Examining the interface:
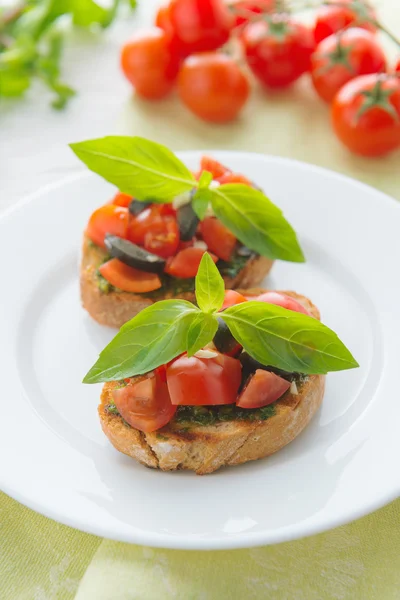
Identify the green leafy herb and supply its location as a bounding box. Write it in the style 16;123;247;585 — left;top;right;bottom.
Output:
84;300;200;383
221;301;359;375
195;252;224;313
186;313;218;357
192;187;213;220
70;136;196;201
198;170;213;188
210;184;305;263
0;0;137;109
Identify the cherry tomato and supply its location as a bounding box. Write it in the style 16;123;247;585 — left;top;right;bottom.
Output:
169;0;233;55
200;156;229;179
242;17;315;89
230;0;275;28
113;372;176;433
237;369;290;408
120;28;180;100
221;290;248;309
112;192;133;208
86;205;129;248
331;74;400;156
218;172;253;185
311;28;386;103
255;291;310;315
396;59;400;74
99;259;162;293
314;0;376;44
166;352;242;405
128;206;161;245
165;247;218;278
178;53;250;123
155;4;186;57
144;216;180;258
200;217;237;261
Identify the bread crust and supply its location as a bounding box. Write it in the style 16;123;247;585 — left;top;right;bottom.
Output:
80;235;274;328
98;292;325;475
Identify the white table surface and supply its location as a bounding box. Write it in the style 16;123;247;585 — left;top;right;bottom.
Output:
1;0;399;212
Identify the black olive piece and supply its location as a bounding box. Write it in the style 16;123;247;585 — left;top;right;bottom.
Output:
104;235;166;274
239;352;297;382
213;318;242;356
177;203;199;241
237;246;254;258
128;199;152;216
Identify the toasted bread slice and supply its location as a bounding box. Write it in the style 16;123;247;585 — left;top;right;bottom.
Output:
98;292;325;475
81;235;274;328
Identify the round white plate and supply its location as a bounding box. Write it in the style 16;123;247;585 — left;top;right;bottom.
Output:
1;152;399;550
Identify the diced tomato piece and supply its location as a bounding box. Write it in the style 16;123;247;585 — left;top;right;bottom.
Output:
221;290;248;310
113;372;176;432
127;206;162;246
155;364;167;383
255;292;310;316
218;172;253;186
200;155;229;179
166;352;242;406
200;217;237;261
99;259;162;293
237;369;291;409
144;215;180;258
165;247;218;278
112;192;133;207
86;205;129;248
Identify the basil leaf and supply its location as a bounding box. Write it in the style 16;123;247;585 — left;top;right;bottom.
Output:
70;136;196;202
186;313;218;357
192;188;213;220
83;300;200;383
221;302;359;375
198;170;213;188
195;252;225;313
210;184;305;262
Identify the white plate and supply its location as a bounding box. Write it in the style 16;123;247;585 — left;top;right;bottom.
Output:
1;152;399;550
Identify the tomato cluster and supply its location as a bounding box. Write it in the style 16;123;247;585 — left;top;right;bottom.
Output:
120;0;400;157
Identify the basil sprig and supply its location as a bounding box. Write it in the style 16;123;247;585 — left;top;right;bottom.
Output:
70;135;304;263
84;254;358;383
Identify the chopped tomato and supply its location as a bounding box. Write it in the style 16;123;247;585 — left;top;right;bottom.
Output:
113;372;176;432
200;217;237;261
255;292;310;315
222;290;248;310
144;216;180;258
166;352;242;406
86;205;129;248
99;259;162;293
237;369;291;408
200;156;229;179
128;206;162;246
165;247;218;278
112;192;133;208
218;172;253;186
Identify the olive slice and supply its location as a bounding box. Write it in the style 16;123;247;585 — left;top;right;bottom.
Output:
177;203;199;241
213;318;242;356
128;199;151;216
104;235;166;274
239;352;297;382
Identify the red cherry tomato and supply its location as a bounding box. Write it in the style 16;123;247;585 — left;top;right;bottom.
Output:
396;59;400;74
155;3;186;57
222;290;248;309
242;17;315;89
112;192;132;208
331;74;400;157
255;291;311;315
314;0;376;44
178;53;250;123
166;352;242;406
86;205;129;248
218;172;253;185
200;217;237;261
169;0;233;55
120;28;180;100
144;216;180;259
99;259;162;293
230;0;275;28
165;247;218;278
237;369;290;408
113;372;176;433
311;28;386;103
200;155;229;179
